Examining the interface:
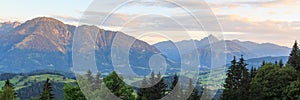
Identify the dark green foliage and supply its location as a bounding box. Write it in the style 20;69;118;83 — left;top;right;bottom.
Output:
262;60;266;66
169;73;184;99
137;76;149;100
287;41;300;72
237;56;250;100
86;70;93;84
282;80;300;100
249;64;298;100
279;59;284;67
187;79;202;100
154;72;168;99
92;72;101;91
137;72;170;100
40;78;54;100
0;80;18;100
62;83;86;100
221;56;250;100
250;67;257;79
170;74;178;90
103;71;135;100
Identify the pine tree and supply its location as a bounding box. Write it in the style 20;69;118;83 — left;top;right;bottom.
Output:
170;74;178;90
137;76;149;100
86;70;93;83
221;56;250;100
279;59;284;67
40;78;54;100
250;67;257;79
221;56;237;100
0;80;17;100
275;61;278;65
262;60;266;66
169;73;184;99
287;40;300;72
238;55;250;100
154;72;167;99
93;72;102;90
187;79;201;100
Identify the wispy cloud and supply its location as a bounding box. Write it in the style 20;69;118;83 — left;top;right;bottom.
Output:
237;0;300;7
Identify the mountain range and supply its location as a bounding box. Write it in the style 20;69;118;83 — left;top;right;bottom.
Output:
154;35;291;68
0;17;292;74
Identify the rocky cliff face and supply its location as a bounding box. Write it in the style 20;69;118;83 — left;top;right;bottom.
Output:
0;17;168;74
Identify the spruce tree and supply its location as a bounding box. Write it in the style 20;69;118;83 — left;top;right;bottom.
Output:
287;41;300;72
169;74;183;99
154;72;167;99
279;59;284;67
0;80;17;100
238;55;250;100
93;72;102;90
221;56;237;100
262;60;266;66
170;74;178;90
250;67;257;79
137;76;149;100
86;70;93;83
221;56;250;100
187;79;201;100
40;78;54;100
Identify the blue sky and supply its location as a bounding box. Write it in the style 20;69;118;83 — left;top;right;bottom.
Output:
1;0;300;47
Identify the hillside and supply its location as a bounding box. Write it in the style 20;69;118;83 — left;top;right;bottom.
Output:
0;73;76;100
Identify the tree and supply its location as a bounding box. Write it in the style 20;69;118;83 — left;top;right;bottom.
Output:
103;71;135;100
250;67;257;80
86;70;93;84
249;64;298;99
169;74;184;99
63;83;86;100
237;55;250;100
279;59;284;67
187;79;201;100
287;41;300;72
170;74;179;90
221;56;238;100
221;56;250;100
0;80;17;100
154;72;167;99
137;76;149;100
282;80;300;100
262;60;266;66
92;72;102;90
40;78;54;100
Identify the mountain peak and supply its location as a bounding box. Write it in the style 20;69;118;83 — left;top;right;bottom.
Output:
29;17;64;24
206;34;219;42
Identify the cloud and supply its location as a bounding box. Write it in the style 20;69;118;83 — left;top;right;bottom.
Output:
218;15;300;34
238;0;300;7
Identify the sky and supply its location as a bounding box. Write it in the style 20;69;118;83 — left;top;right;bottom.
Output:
0;0;300;47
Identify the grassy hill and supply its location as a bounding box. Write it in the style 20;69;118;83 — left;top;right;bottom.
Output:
0;73;76;100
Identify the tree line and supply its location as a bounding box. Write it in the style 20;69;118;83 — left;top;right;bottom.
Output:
0;71;203;100
221;41;300;100
0;78;53;100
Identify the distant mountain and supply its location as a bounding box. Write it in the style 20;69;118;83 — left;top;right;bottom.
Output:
0;17;176;75
245;56;289;69
232;40;291;58
0;21;21;33
154;36;291;67
0;17;292;74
